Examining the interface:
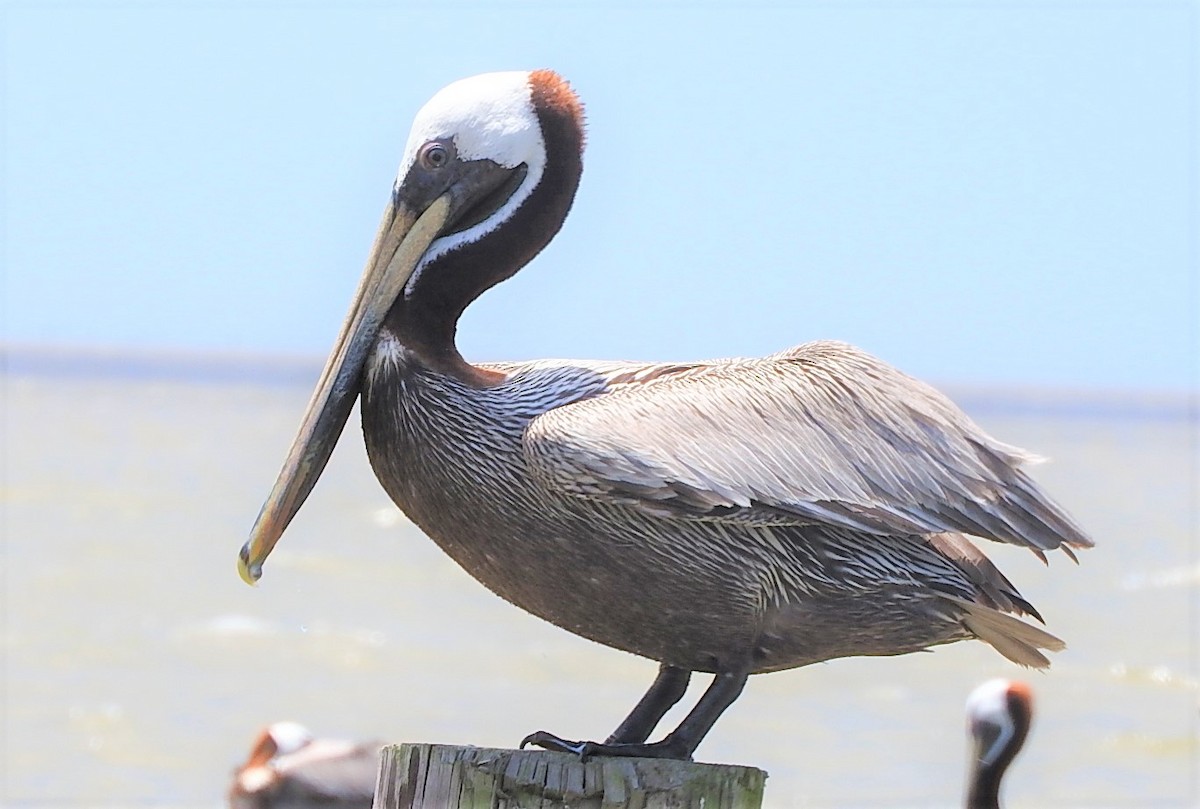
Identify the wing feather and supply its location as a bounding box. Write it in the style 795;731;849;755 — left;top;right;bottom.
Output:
522;341;1092;555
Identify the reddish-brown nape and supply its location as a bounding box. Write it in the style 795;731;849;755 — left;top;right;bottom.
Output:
1006;681;1034;723
244;728;278;768
530;69;587;151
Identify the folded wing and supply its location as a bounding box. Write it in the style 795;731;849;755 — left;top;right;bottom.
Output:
522;341;1092;557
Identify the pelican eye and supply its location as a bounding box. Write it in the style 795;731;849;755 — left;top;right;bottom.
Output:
419;142;450;170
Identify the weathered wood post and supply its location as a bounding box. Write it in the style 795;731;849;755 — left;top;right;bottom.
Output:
375;743;767;809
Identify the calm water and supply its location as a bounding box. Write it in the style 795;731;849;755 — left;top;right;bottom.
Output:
2;356;1196;807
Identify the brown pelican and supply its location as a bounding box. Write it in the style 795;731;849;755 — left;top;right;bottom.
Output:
228;722;379;809
964;679;1034;809
238;70;1092;761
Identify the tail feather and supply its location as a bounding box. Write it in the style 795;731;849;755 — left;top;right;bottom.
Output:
928;532;1043;621
944;595;1066;669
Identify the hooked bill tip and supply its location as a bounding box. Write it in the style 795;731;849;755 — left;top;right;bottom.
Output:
237;544;263;586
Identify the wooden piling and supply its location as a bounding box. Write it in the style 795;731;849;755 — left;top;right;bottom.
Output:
374;743;767;809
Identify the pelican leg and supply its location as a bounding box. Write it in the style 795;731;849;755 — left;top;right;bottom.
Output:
520;669;747;761
606;663;692;744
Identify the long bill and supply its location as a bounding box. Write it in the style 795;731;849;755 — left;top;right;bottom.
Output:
237;194;452;585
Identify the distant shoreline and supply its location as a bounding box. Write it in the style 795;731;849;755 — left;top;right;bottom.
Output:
2;343;323;388
2;343;1193;422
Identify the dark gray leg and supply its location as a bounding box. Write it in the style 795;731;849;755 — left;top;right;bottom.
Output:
521;669;748;761
606;663;691;744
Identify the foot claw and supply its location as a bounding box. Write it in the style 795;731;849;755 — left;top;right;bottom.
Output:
520;731;590;758
519;730;693;761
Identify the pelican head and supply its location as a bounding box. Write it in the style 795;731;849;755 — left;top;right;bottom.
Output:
965;679;1033;808
232;722;313;795
238;70;585;584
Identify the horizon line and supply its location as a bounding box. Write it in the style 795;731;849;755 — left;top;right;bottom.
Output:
2;341;1194;422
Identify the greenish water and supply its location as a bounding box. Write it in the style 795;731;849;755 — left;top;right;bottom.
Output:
2;358;1196;807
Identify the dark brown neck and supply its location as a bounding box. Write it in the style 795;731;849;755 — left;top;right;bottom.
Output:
967;697;1030;809
389;73;585;386
965;761;1004;809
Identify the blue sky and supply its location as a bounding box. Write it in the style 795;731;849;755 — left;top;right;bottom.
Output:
3;2;1195;390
